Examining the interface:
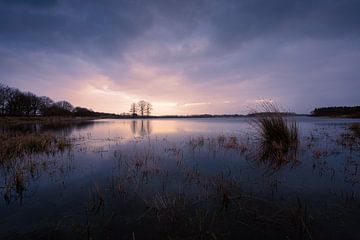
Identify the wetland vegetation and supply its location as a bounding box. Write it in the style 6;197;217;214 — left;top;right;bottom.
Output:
0;113;359;240
0;131;71;161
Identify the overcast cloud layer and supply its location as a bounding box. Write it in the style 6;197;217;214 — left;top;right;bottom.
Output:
1;0;359;114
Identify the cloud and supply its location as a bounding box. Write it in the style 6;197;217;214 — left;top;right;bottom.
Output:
1;0;359;114
0;0;59;7
182;102;211;107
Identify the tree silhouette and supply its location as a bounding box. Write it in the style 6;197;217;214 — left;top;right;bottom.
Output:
0;83;6;115
0;83;154;118
55;101;74;112
311;106;360;117
0;83;76;116
130;103;137;117
39;96;54;113
137;100;147;117
145;102;153;116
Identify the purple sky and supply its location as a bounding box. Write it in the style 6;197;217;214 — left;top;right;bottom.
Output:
1;0;359;115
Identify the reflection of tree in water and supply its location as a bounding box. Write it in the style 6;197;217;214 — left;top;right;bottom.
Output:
1;120;96;136
131;120;152;137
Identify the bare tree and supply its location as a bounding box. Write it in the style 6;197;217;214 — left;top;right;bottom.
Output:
23;92;41;116
137;100;147;117
7;88;21;115
30;94;41;115
55;101;74;112
39;96;54;108
130;103;137;117
145;102;153;116
20;92;33;116
0;83;6;115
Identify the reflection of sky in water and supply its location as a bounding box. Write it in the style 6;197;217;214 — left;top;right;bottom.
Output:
70;117;360;140
1;117;360;238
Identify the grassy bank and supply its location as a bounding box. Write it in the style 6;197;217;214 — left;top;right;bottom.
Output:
0;132;71;161
0;116;99;125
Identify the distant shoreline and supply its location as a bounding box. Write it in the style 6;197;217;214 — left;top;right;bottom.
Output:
3;114;360;126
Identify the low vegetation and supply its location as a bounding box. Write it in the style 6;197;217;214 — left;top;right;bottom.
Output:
349;123;360;138
253;102;299;168
0;132;71;161
1;119;359;239
0;116;97;125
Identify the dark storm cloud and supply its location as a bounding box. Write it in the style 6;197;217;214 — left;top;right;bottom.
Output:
0;0;153;57
0;0;359;114
0;0;59;7
208;0;360;47
1;0;359;56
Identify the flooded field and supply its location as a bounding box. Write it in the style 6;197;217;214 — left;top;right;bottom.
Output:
1;117;360;239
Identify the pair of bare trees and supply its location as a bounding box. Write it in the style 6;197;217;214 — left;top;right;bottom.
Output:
130;100;152;117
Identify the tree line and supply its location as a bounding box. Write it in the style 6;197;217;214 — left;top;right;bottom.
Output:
0;83;109;117
130;100;153;117
311;106;360;117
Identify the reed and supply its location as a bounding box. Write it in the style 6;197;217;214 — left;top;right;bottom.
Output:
349;123;360;138
0;132;71;162
253;102;299;167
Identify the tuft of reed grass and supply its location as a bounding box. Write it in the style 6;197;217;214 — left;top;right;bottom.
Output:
253;102;299;168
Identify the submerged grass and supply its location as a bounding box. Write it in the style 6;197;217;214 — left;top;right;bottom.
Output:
253;102;299;168
337;123;360;150
1;132;73;204
0;132;71;161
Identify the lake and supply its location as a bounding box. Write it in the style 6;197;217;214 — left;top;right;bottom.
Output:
1;117;360;239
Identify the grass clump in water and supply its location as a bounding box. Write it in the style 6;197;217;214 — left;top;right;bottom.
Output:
253;101;299;168
349;123;360;138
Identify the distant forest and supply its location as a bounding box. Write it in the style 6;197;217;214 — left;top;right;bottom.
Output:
0;83;119;117
311;106;360;117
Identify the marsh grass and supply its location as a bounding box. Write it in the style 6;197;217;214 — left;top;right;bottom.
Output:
252;102;299;169
0;132;71;161
0;131;72;203
0;133;73;204
349;123;360;138
337;123;360;150
0;116;96;125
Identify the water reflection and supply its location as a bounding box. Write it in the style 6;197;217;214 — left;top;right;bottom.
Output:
0;120;96;136
0;117;360;239
130;120;152;137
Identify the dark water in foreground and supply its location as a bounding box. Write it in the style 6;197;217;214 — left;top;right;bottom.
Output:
1;117;360;239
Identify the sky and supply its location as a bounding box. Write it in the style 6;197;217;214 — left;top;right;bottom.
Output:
0;0;359;115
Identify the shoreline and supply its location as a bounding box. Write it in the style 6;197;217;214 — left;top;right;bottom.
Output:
1;114;360;125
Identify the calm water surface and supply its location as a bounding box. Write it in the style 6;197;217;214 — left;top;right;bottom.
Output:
1;117;360;239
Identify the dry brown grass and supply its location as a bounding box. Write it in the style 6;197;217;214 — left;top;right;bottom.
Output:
0;132;71;162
